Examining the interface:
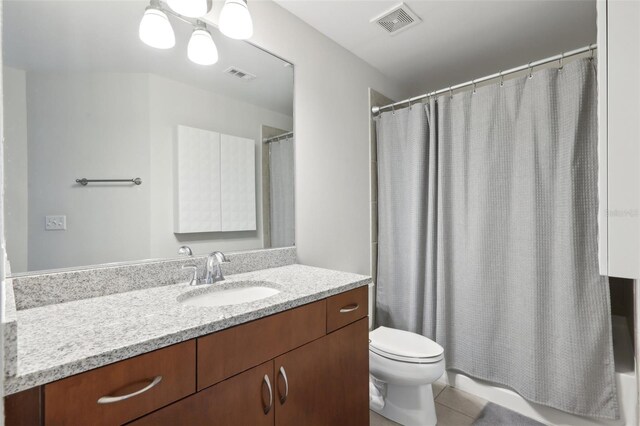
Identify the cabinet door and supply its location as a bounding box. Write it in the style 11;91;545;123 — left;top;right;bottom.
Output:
129;360;275;426
174;125;222;233
221;134;256;231
324;317;369;425
275;318;369;426
599;0;640;278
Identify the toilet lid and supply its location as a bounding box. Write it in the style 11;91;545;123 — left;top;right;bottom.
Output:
369;326;444;362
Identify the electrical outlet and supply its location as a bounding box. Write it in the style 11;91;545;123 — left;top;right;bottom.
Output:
45;215;66;231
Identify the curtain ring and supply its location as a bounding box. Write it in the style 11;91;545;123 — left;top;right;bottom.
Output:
449;86;453;99
589;46;595;62
472;80;477;94
408;98;413;110
499;71;504;87
391;104;395;115
528;62;533;79
558;53;564;70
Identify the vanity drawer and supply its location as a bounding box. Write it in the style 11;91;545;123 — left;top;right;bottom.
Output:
44;340;196;426
197;300;326;391
326;286;368;333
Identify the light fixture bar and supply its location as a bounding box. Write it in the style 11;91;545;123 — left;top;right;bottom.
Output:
140;0;253;64
158;1;202;26
167;0;211;19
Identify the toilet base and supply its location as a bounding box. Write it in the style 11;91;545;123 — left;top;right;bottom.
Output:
371;382;437;426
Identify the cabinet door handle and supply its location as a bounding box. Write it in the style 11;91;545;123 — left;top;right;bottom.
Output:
262;374;273;414
278;366;289;404
339;303;359;313
97;375;163;404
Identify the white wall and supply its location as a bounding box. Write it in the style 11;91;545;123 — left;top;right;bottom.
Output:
147;74;292;259
2;68;27;272
4;70;292;272
25;72;152;271
233;1;409;275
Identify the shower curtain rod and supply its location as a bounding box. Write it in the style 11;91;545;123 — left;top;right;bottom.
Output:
371;43;597;115
264;131;294;144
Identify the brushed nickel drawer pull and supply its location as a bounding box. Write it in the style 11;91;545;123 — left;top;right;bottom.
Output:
262;374;273;414
339;303;359;313
97;375;163;404
278;366;289;404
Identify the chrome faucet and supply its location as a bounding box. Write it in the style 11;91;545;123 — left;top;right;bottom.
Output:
203;251;230;284
179;249;230;286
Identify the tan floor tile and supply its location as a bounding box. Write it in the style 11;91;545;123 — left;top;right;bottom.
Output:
435;402;475;426
370;410;401;426
436;386;487;419
432;381;447;398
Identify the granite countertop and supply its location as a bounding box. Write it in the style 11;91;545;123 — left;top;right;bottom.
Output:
5;264;371;395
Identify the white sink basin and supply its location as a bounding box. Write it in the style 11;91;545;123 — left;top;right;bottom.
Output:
180;282;280;307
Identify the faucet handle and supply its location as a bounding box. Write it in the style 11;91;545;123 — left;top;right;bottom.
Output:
181;264;199;286
178;246;193;256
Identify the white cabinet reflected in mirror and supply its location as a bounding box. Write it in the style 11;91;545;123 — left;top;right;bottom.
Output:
3;0;294;275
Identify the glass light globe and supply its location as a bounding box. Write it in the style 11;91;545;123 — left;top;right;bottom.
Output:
167;0;209;18
219;0;253;40
139;7;175;49
188;28;219;65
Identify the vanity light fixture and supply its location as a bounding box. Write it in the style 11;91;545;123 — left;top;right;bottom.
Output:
139;1;175;49
219;0;253;40
188;22;219;65
139;0;253;65
167;0;210;18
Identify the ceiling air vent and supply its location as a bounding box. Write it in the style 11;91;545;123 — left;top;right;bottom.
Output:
224;67;256;81
371;3;421;35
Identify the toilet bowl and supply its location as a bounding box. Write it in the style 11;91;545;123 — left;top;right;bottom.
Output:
369;326;445;426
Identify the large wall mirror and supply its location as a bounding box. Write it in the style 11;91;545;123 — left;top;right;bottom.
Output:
3;0;295;275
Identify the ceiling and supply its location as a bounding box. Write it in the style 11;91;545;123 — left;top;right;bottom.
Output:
274;0;596;97
3;0;293;115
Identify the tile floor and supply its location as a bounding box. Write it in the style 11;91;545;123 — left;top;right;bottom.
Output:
370;382;489;426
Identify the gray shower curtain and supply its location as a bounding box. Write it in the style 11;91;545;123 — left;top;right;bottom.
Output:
269;136;295;247
376;59;618;419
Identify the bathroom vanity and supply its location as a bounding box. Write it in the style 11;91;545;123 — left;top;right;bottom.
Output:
1;1;372;424
3;254;370;426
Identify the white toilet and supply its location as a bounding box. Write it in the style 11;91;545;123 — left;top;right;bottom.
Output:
369;326;445;426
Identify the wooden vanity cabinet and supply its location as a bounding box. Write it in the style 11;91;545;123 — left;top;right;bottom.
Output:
5;287;369;426
129;318;368;426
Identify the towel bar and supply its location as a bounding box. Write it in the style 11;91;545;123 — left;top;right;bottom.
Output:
76;178;142;186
